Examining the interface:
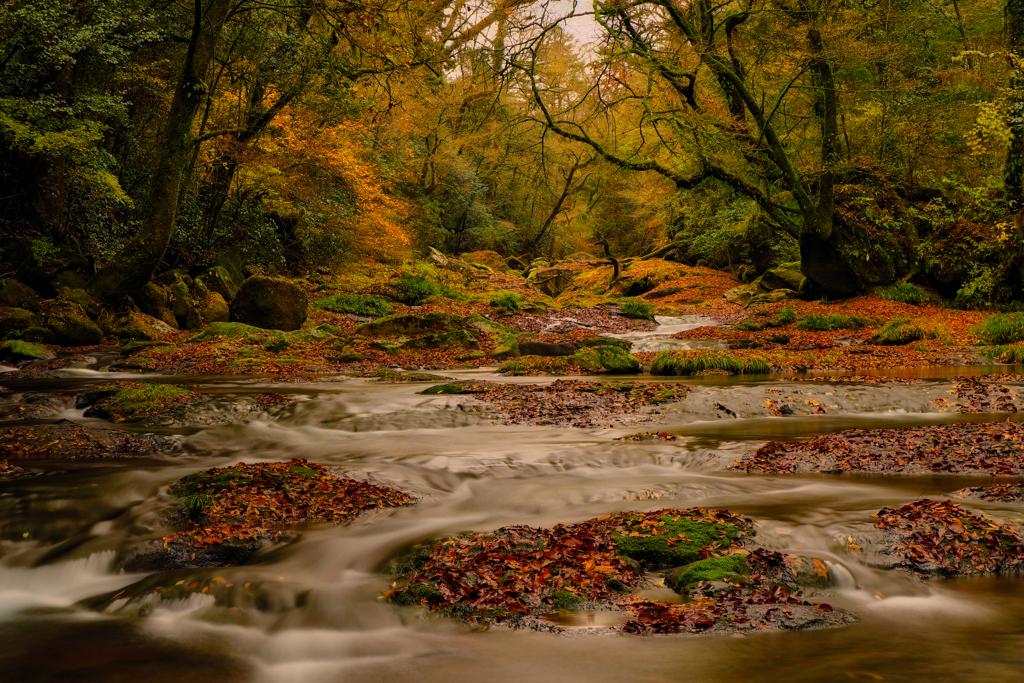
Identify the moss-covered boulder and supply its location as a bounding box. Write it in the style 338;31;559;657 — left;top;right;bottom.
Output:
461;250;508;271
664;555;751;593
0;340;51;362
570;345;640;374
109;310;175;342
134;282;169;320
355;312;464;337
420;383;475;395
230;276;307;331
578;337;631;350
756;262;806;293
169;277;202;329
518;340;575;356
746;289;796;306
45;301;103;346
403;328;480;350
81;382;196;421
200;292;230;324
22;326;55;344
198;266;239;302
0;308;39;336
0;279;40;311
187;321;271;342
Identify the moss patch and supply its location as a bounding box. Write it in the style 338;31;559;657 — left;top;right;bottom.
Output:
664;555;751;593
610;512;751;568
86;382;195;420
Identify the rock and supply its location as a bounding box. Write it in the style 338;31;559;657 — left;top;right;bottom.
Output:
57;287;96;316
160;309;179;329
0;279;40;311
50;269;90;292
134;283;169;319
111;310;176;341
518;340;576;356
757;262;806;293
403;328;479;350
356;312;464;337
45;301;103;345
428;247;475;275
230;276;307;331
461;250;508;272
0;340;51;362
570;345;641;373
187;321;271;342
0;308;39;336
746;289;797;306
530;267;575;297
200;292;230;324
169;278;202;329
198;266;239;302
22;326;56;344
724;284;756;305
579;337;632;350
370;340;403;353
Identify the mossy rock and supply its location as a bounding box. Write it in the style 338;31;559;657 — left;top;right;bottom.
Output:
198;266;239;302
757;262;806;293
0;279;40;311
134;283;169;319
230;275;308;331
83;383;194;421
356;312;465;337
0;307;39;336
370;340;404;353
0;339;51;362
329;352;363;363
200;292;230;325
419;383;474;395
612;514;747;569
122;340;172;354
22;326;56;344
284;327;338;343
664;555;751;594
169;278;202;329
570;346;640;374
404;329;480;350
187;321;272;342
578;337;631;350
45;301;103;346
110;310;176;342
547;589;585;610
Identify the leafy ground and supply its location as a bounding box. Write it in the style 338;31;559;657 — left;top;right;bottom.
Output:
955;483;1024;502
426;379;688;428
387;508;851;634
874;499;1024;577
0;421;178;460
734;420;1024;475
163;459;414;551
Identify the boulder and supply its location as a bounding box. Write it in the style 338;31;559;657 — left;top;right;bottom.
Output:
22;326;56;344
355;312;464;337
0;308;39;336
570;346;641;374
578;337;631;350
724;285;756;305
197;266;239;302
230;276;307;331
530;267;575;297
461;250;508;272
757;262;806;293
428;247;475;275
111;311;176;341
403;329;479;350
200;292;230;325
0;279;40;311
518;340;576;357
50;269;90;292
45;301;103;345
134;283;169;320
0;340;51;362
746;289;798;306
169;278;202;329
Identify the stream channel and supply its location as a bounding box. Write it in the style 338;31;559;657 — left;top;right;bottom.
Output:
1;319;1023;682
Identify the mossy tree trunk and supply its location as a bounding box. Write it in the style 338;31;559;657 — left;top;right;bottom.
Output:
1007;0;1024;212
88;0;231;305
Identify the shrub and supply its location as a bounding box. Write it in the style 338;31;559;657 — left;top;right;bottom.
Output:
871;318;951;346
649;350;772;376
389;276;462;305
313;294;392;317
773;307;797;326
976;313;1024;345
877;283;927;306
620;299;654;320
796;314;870;331
490;292;522;314
734;321;763;331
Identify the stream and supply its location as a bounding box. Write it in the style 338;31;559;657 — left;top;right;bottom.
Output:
2;334;1024;681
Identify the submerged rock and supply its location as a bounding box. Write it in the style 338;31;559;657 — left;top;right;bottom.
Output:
0;420;178;459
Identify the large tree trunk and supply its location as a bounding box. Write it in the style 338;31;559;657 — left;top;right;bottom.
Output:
1007;0;1024;211
88;0;231;305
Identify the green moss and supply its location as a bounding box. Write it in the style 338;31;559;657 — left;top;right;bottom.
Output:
877;283;927;305
330;352;364;363
649;350;771;376
796;314;871;331
313;294;392;317
569;345;641;374
773;307;798;326
419;383;474;395
665;555;751;594
734;321;763;331
871;318;950;345
612;515;746;568
578;337;631;350
499;356;571;375
187;321;270;343
620;299;654;320
92;383;192;419
171;469;254;496
490;292;522;314
976;313;1024;345
387;277;462;305
548;589;584;609
0;339;49;360
288;465;320;477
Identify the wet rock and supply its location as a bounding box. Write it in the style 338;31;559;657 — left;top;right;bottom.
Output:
570;345;641;374
518;340;576;356
229;275;307;331
0;307;39;336
45;301;103;345
0;279;40;311
0;420;178;459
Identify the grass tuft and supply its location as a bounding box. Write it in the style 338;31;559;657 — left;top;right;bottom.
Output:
313;294;392;317
877;282;928;306
490;292;522;314
649;350;772;376
619;299;654;320
872;318;951;346
976;313;1024;345
796;313;870;331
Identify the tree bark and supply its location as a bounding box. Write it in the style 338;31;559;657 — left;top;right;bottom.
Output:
88;0;231;305
1007;0;1024;211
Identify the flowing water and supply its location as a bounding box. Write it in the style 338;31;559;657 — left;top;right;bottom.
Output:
2;349;1024;682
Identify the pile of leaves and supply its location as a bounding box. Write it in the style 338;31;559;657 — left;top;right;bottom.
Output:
622;549;842;634
0;421;178;459
451;380;689;428
0;459;34;479
163;459;413;549
874;499;1024;576
80;382;199;421
955;483;1024;502
933;376;1020;414
734;420;1024;475
388;508;754;622
615;432;679;442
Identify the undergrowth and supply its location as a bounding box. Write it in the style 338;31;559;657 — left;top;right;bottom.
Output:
313;294;392;317
649;351;772;376
620;299;654;320
877;283;928;306
976;313;1024;345
796;314;870;331
872;318;951;346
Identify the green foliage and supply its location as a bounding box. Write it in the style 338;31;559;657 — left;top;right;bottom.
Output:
569;346;641;374
619;299;654;320
667;555;751;593
314;294;392;317
263;335;290;353
976;313;1024;345
796;314;871;331
954;265;998;310
774;307;797;325
489;292;522;314
181;493;214;520
877;283;928;306
734;321;763;331
387;276;461;305
872;318;950;345
649;351;771;376
612;515;746;568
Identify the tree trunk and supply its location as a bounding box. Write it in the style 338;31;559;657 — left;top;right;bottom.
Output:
88;0;231;305
1006;0;1024;211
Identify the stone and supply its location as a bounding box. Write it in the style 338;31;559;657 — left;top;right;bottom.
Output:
198;266;239;302
518;340;576;357
0;279;40;311
187;321;271;343
724;284;756;305
356;312;464;337
200;292;230;325
461;250;508;272
135;283;169;319
50;269;90;292
44;301;103;345
529;267;575;297
22;326;56;344
111;311;176;341
746;289;797;306
169;278;202;329
579;337;631;350
570;346;641;374
757;262;806;293
0;308;39;336
428;247;474;275
403;329;479;350
0;340;51;362
230;276;307;331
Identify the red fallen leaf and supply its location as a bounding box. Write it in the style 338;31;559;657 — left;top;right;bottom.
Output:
817;604;833;612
